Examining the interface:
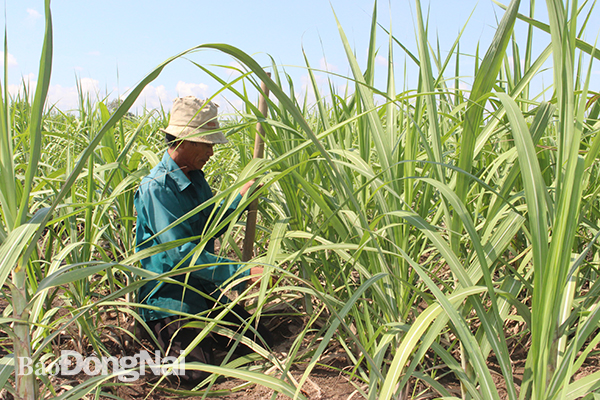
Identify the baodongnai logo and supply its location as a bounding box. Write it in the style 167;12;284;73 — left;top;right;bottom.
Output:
18;350;186;382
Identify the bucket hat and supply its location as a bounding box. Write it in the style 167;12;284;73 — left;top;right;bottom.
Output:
160;96;228;144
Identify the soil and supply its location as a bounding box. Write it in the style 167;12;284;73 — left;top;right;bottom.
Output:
2;296;600;399
102;366;360;400
0;296;363;400
107;306;363;400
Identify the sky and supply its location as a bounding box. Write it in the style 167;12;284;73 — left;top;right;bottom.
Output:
4;0;600;115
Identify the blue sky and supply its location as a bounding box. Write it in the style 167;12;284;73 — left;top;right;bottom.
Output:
5;1;599;114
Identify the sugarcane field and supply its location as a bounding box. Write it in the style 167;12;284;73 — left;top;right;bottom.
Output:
3;0;600;399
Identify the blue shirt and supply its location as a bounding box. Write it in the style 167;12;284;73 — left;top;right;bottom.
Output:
134;151;248;321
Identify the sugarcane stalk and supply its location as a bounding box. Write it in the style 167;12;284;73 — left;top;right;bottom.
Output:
242;73;271;262
11;258;38;400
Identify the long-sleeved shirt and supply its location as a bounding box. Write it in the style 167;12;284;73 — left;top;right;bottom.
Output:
134;151;248;321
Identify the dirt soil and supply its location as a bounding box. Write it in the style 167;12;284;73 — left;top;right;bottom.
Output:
102;367;360;400
2;297;600;400
48;307;362;400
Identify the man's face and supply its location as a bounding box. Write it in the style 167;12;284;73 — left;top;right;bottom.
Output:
182;141;214;171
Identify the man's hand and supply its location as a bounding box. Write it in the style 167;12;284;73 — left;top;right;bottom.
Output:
249;266;263;283
240;179;263;197
248;266;276;287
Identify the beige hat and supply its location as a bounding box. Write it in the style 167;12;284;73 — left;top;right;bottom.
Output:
161;96;228;144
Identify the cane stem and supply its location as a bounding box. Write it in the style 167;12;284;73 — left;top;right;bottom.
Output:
242;72;270;262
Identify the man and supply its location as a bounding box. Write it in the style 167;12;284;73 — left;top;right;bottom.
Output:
134;96;272;388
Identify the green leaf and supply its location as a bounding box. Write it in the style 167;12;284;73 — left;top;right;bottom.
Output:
0;208;49;288
0;355;13;390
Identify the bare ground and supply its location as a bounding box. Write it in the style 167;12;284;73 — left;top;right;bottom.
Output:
2;296;600;399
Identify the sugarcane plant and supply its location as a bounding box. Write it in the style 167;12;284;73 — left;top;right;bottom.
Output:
4;0;600;399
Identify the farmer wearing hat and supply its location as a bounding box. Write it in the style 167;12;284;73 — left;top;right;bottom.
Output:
134;96;272;387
